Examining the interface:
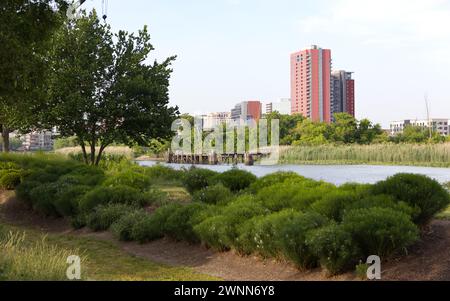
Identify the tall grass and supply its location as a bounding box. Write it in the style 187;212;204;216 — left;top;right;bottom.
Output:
0;231;84;281
279;143;450;167
56;146;134;160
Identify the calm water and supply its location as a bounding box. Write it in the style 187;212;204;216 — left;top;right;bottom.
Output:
137;161;450;186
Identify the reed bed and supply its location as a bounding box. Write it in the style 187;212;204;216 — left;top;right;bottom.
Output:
55;146;134;159
279;143;450;167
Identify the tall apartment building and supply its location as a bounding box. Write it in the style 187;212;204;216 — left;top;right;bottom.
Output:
22;131;54;151
290;45;332;123
231;101;262;123
331;70;355;120
202;112;232;130
390;119;450;136
266;98;291;115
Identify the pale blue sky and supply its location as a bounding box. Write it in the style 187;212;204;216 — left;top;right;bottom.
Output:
81;0;450;127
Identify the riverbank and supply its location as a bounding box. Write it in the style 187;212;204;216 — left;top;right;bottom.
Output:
279;143;450;168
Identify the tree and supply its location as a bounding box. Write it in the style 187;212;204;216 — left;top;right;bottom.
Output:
46;12;179;165
0;0;68;152
330;113;358;144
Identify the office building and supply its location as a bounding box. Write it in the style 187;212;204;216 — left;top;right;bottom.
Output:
331;70;355;119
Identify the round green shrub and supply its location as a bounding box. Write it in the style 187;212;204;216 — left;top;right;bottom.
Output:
0;171;21;190
215;169;257;192
182;167;219;193
248;172;304;193
236;209;302;257
54;185;91;217
371;173;450;225
279;212;329;270
79;185;150;212
306;223;361;276
310;190;359;221
15;180;41;205
29;183;59;216
344;194;417;219
110;210;149;241
87;203;136;231
164;203;208;242
342;207;420;258
103;170;152;192
192;184;233;205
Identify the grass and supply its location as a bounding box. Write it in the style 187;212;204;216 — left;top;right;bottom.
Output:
436;206;450;220
56;146;134;159
0;223;218;281
159;186;192;203
279;143;450;167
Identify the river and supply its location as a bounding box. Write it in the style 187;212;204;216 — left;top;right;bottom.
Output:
136;161;450;186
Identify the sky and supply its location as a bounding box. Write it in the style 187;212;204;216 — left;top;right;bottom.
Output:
81;0;450;127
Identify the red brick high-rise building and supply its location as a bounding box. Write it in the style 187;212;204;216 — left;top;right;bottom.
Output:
290;45;332;123
331;70;355;120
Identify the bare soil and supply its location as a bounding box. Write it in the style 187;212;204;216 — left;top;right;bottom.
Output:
1;191;449;281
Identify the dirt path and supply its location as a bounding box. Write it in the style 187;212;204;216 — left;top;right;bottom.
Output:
1;191;449;281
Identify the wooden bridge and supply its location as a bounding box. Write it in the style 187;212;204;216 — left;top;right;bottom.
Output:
167;152;269;166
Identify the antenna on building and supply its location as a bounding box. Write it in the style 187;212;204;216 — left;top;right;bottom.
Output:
425;93;432;139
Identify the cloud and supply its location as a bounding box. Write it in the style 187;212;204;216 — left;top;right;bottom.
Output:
298;0;450;48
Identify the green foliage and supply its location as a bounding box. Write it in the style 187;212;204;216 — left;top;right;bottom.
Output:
53;136;79;150
306;224;361;276
111;210;150;241
342;208;419;258
87;204;137;231
248;172;304;193
236;209;303;257
371;173;450;225
193;184;233;205
46;12;179;165
215;168;257;192
182;167;219;193
103;170;152;192
279;212;329;269
164;203;208;243
310;190;359;221
0;170;21;190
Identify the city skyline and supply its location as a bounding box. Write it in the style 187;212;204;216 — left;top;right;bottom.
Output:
81;0;450;127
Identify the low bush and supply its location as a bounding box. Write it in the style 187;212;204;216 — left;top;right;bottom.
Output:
15;180;41;205
279;212;329;270
306;223;361;276
145;164;184;182
103;170;152;192
371;173;450;225
248;172;304;193
236;209;302;257
79;185;151;212
86;203;137;231
164;203;208;242
215;169;257;192
310;190;359;221
342;207;419;258
0;171;21;190
182;167;219;193
110;210;149;241
192;184;233;205
28;183;60;216
53;185;92;217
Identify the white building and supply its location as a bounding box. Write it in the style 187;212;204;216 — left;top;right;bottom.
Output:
202;112;232;131
22;130;54;151
390;119;450;136
265;98;291;115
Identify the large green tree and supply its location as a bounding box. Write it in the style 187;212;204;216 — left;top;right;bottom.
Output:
0;0;67;152
47;12;179;165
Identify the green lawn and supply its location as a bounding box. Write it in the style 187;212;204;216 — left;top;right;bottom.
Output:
0;223;218;281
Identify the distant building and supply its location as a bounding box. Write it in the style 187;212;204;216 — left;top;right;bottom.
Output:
290;45;332;123
231;101;262;123
202;112;232;130
266;98;291;115
22;131;54;151
331;70;355;120
390;119;450;136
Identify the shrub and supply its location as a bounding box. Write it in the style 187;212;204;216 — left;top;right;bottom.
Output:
310;190;358;221
371;173;450;225
15;180;41;205
103;170;152;192
306;224;361;275
110;210;149;241
194;195;266;250
53;185;92;217
86;203;136;231
145;164;184;182
236;209;302;257
28;183;60;216
342;207;419;258
0;171;21;190
164;203;208;242
248;172;304;193
192;184;233;205
182;167;219;193
215;169;257;192
79;185;150;212
130;204;183;243
279;212;329;269
70;214;87;229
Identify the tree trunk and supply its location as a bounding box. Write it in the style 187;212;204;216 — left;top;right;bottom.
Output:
95;144;107;166
90;142;96;166
80;141;89;164
1;125;10;153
